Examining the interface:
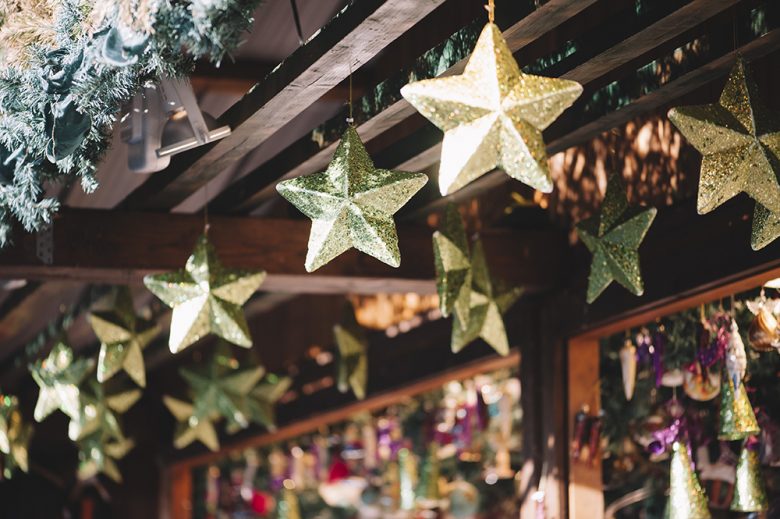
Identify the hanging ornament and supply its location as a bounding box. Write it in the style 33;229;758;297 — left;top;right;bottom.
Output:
228;374;292;434
451;239;523;355
334;303;369;401
0;395;31;477
725;319;747;392
162;396;220;451
718;371;759;441
619;338;637;400
30;339;94;422
68;380;141;443
398;447;417;511
433;204;471;327
144;233;266;353
576;174;657;303
665;441;711;519
746;294;780;352
179;343;265;433
731;439;768;513
448;478;480;519
77;435;135;483
277;484;301;519
416;443;442;509
276;126;427;272
400;14;582;195
668;59;780;233
87;286;159;388
683;363;720;402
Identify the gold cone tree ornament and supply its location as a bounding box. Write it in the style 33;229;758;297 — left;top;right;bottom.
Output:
731;439;768;513
162;396;220;451
718;371;759;441
276;126;427;272
143;233;266;353
433;204;471;327
30;339;94;422
401;18;582;195
334;303;368;401
668;58;780;249
451;239;523;356
665;441;711;519
0;394;31;477
576;174;657;304
88;286;159;387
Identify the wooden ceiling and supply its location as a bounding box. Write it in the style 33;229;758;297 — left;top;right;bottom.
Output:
0;0;779;390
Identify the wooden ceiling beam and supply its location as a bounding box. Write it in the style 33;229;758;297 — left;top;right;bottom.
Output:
119;0;449;212
0;209;565;294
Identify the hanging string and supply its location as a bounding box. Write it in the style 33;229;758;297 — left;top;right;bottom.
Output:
203;181;210;235
346;60;354;125
485;0;495;23
289;0;305;45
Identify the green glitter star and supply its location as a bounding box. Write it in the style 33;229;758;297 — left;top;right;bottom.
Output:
433;204;471;328
276;126;427;272
334;304;368;400
68;379;141;443
668;58;780;215
163;396;220;451
451;240;522;356
30;340;94;422
88;286;159;388
576;175;656;304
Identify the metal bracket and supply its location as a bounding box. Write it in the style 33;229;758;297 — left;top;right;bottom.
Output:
36;222;53;265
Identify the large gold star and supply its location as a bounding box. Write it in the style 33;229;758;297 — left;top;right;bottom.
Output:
88;286;159;387
163;396;220;451
401;22;582;195
30;340;94;422
334;304;368;400
668;58;780;215
576;175;656;304
144;234;266;353
451;240;522;356
276;126;427;272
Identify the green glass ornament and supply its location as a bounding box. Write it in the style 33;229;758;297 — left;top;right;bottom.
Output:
718;372;759;441
665;441;711;519
731;441;768;512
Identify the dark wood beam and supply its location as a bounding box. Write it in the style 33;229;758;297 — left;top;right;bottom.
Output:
0;210;565;294
208;0;615;214
119;0;449;212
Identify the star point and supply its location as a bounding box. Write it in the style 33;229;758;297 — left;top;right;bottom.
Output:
401;22;582;195
334;304;368;400
30;340;94;422
432;204;472;327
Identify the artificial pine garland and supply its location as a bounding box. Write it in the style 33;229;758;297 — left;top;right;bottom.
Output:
0;0;261;244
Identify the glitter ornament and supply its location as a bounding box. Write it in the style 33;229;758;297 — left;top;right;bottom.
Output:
277;486;301;519
731;440;768;512
398;448;417;511
334;304;368;401
88;286;159;387
144;233;266;353
619;339;637;401
751;203;780;251
416;443;442;509
163;396;220;451
665;441;711;519
68;380;141;443
433;204;471;328
30;340;94;422
718;371;759;441
668;58;780;217
0;395;31;477
401;23;582;195
226;374;293;434
451;239;522;356
576;174;657;304
77;435;135;482
276;126;427;272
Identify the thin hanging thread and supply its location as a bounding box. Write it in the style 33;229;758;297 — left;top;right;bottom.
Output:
346;61;354;125
204;182;210;234
485;0;495;23
289;0;305;45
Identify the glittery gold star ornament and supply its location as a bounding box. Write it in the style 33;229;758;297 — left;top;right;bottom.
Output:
451;240;523;356
68;379;141;443
400;17;582;195
668;58;780;216
226;374;293;434
144;233;266;353
88;286;159;388
162;396;220;451
77;435;135;482
576;174;657;304
0;395;31;477
433;204;471;328
750;203;780;250
334;303;368;400
30;340;95;422
276;126;428;272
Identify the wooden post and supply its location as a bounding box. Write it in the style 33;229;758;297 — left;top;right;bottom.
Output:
169;466;193;519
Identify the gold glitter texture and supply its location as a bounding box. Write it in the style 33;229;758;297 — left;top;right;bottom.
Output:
432;204;471;328
77;435;135;482
226;374;293;434
276;126;427;272
668;58;780;215
451;239;522;356
88;286;159;388
163;396;220;451
30;340;94;422
0;395;31;476
731;441;768;512
334;304;368;401
576;174;656;304
143;234;266;353
665;441;711;519
401;22;582;195
751;203;780;250
718;371;759;441
68;380;141;443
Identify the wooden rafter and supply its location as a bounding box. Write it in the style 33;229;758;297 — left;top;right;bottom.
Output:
0;209;566;294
